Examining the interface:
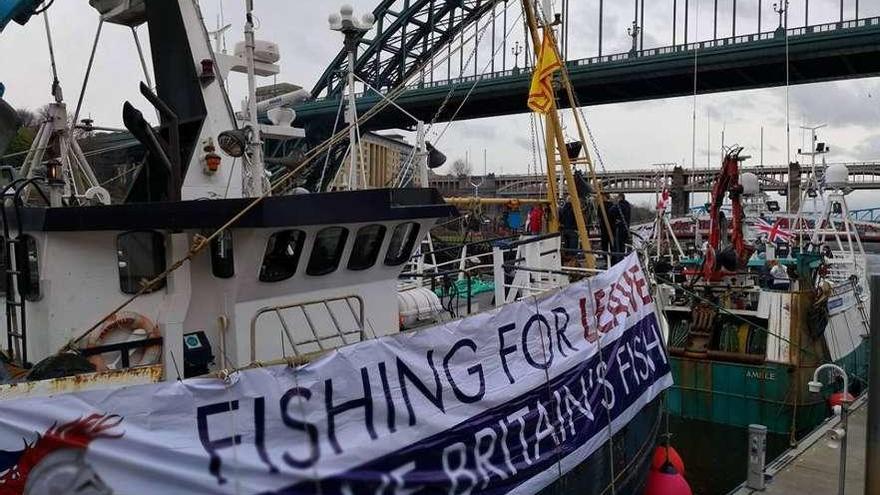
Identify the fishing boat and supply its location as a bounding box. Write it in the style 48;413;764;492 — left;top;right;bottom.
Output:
0;1;673;493
644;144;871;440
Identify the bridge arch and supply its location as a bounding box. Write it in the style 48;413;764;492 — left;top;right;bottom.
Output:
312;0;505;99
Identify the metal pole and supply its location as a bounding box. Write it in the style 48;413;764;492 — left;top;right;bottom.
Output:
758;0;762;32
502;6;507;69
633;0;639;50
760;126;764;166
840;0;843;23
866;275;880;495
685;0;689;44
74;20;104;126
806;0;809;26
491;5;496;73
347;47;358;190
598;0;604;56
640;0;645;50
244;0;265;196
673;0;677;45
839;403;848;495
714;0;718;39
733;0;737;36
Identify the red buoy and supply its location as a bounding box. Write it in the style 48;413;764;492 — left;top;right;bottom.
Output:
644;463;692;495
651;446;685;476
829;392;855;408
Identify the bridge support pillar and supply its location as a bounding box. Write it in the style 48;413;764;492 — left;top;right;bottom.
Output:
788;162;801;213
671;166;690;216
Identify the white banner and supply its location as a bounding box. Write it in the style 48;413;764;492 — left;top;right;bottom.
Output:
0;254;671;494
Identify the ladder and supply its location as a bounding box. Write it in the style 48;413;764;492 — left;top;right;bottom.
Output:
852;278;871;338
0;179;44;368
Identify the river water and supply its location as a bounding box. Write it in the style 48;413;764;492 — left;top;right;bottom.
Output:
668;251;880;494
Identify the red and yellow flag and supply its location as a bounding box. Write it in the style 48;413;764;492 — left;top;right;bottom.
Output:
527;32;563;114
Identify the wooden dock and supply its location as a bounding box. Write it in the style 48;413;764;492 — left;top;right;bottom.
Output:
731;396;866;494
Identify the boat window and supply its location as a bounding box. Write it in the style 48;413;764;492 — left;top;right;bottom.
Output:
117;231;167;295
210;230;235;279
259;230;306;282
16;235;40;301
347;225;386;271
307;227;349;276
384;222;421;266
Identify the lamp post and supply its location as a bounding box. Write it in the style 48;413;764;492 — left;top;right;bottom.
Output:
511;41;523;73
329;5;374;190
627;20;641;55
808;363;850;495
773;0;788;33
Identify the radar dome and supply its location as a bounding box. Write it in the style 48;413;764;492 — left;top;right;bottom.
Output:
825;163;849;189
340;4;354;16
740;172;760;196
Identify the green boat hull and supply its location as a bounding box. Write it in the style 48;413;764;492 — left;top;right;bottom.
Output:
666;339;869;437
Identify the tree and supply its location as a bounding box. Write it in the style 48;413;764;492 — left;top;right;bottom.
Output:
15;108;39;128
450;158;471;177
1;127;36;167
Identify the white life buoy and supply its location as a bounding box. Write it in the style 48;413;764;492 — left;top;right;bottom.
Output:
84;311;162;371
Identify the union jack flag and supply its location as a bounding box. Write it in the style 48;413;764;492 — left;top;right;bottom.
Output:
756;217;793;242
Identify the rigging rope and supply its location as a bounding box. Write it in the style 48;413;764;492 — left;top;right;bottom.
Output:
429;3;519;145
59;0;513;354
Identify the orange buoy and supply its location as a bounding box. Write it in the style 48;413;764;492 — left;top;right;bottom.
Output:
651;445;685;476
644;463;692;495
829;391;855;408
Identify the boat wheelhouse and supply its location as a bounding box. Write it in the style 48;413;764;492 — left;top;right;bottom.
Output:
0;189;453;382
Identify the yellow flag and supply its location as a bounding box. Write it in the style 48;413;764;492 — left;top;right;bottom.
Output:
527;32;562;114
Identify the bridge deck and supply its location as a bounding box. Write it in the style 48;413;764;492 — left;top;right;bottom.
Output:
297;17;880;130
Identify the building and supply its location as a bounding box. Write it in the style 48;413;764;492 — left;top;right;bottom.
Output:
330;132;416;190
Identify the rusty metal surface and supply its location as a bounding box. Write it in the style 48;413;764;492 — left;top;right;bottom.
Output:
0;365;163;401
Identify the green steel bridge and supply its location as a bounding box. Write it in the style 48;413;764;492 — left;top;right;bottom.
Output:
296;12;880;131
288;0;880;190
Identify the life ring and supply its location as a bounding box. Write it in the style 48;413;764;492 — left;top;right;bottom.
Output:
84;311;162;371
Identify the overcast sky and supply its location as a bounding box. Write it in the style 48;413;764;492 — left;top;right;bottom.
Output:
1;0;879;207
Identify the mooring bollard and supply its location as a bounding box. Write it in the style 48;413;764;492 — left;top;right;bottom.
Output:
747;424;768;490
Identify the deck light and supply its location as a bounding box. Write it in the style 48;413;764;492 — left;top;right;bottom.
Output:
218;129;248;158
46;159;63;184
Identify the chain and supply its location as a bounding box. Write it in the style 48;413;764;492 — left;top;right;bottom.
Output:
528;113;540;178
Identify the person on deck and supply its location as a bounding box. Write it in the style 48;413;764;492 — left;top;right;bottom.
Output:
527;204;544;234
612;193;632;264
559;197;577;251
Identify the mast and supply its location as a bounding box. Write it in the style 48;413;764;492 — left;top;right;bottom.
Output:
244;0;266;196
522;0;596;268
